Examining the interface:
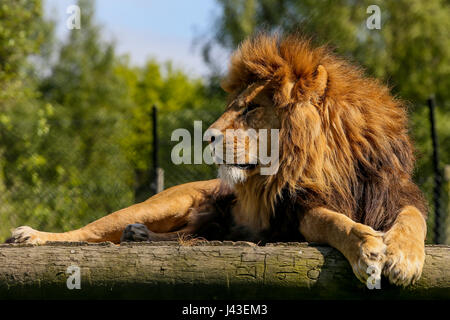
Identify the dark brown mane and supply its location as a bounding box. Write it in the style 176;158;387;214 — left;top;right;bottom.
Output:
222;32;427;233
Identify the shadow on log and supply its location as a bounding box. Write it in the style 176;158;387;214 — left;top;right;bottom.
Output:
0;242;448;299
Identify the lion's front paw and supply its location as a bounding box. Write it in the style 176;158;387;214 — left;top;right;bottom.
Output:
383;229;425;286
349;224;386;284
5;226;45;245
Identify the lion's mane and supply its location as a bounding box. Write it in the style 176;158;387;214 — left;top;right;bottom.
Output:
221;33;427;234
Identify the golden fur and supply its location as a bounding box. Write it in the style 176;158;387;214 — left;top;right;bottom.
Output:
221;33;426;232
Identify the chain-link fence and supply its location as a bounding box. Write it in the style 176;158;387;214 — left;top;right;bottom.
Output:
0;115;134;240
160;108;221;187
0;106;223;241
133;107;222;202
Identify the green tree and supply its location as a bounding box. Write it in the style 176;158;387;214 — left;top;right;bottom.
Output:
35;0;135;232
0;0;225;241
0;0;53;240
116;59;223;201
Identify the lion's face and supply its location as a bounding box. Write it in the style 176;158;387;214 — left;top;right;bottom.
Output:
207;81;281;187
206;35;330;191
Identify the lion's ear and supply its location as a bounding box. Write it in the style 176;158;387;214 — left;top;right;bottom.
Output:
312;64;328;98
280;64;328;103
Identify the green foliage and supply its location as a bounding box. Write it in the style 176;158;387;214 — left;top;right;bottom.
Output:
0;0;49;86
32;0;136;232
0;0;222;241
0;0;54;239
116;59;223;201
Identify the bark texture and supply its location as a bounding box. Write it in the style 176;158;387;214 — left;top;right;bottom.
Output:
0;241;448;299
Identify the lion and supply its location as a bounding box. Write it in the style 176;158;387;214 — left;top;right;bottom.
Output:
7;33;427;287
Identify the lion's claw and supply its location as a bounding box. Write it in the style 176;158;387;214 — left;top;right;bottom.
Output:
382;231;424;287
6;226;43;244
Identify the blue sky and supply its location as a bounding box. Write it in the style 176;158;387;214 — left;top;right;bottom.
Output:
44;0;223;77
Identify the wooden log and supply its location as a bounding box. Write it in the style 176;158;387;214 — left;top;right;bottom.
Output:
0;242;448;299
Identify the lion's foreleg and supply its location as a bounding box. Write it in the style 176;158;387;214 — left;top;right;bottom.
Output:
382;206;426;286
298;207;386;284
7;179;222;244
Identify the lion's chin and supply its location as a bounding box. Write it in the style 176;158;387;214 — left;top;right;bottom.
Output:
218;165;250;188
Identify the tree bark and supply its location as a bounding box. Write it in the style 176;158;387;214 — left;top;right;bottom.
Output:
0;241;448;299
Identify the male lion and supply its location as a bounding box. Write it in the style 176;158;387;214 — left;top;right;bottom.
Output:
8;33;427;287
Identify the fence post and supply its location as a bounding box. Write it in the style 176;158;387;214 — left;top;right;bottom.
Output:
427;96;442;244
445;165;450;244
152;105;164;194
